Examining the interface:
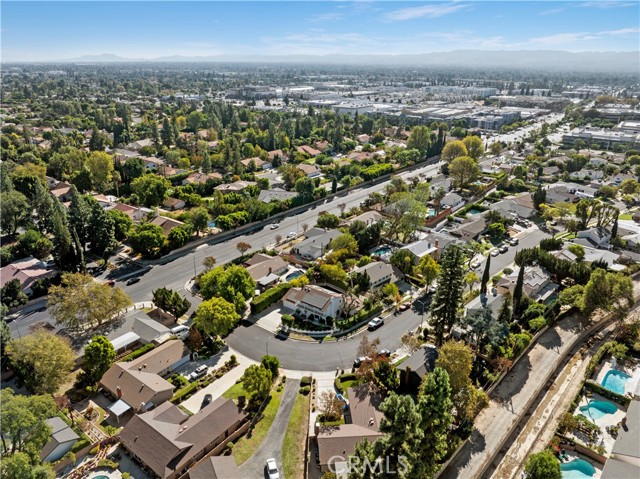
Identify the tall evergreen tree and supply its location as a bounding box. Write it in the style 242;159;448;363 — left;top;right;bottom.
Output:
412;367;453;479
497;291;513;324
50;196;82;272
532;183;546;210
430;244;466;346
161;118;173;147
88;202;117;257
347;439;377;479
513;265;525;317
373;393;422;479
68;186;92;253
480;255;491;296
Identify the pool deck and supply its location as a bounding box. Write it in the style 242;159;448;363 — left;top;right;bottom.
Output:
561;451;603;479
595;359;640;396
573;393;626;454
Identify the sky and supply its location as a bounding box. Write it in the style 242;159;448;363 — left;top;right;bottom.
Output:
2;1;639;61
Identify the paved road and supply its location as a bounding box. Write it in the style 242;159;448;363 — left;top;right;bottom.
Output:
239;381;298;479
8;161;443;340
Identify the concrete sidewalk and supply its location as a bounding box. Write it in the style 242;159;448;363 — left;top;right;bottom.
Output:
439;312;591;479
181;350;258;414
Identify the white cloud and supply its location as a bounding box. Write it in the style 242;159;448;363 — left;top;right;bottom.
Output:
386;3;469;21
530;27;638;45
309;12;345;22
540;8;565;15
578;1;636;9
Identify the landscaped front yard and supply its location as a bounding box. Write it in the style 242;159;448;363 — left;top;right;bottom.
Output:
282;390;310;479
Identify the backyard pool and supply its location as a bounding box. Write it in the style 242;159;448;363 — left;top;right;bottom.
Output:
371;246;392;257
561;458;596;479
600;369;631;395
468;208;483;215
285;270;304;281
578;400;618;421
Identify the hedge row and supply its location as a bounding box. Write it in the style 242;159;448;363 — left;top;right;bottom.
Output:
121;343;155;362
361;163;394;181
251;283;292;314
584;380;630;407
335;373;357;393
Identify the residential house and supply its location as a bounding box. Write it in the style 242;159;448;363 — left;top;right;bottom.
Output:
552;244;621;267
541;166;560;178
112;148;140;163
214;180;256;194
151;216;186;235
257;188;298;204
489;193;537;219
267;149;285;163
91;194;117;210
125;138;154;151
419;232;460;260
282;285;343;321
113;203;156;223
356;134;371;144
188;456;242;479
402;240;438;261
353;261;398;289
240;157;272;170
182;172;223;186
449;216;488;242
119;398;247;479
317;385;384;472
296;163;321;178
575;227;611;249
50;181;73;202
245;253;288;288
162;197;186;211
465;289;503;317
100;339;190;413
601;399;640;479
293;228;342;260
140;156;164;170
341;210;385;227
0;257;56;297
496;266;559;303
570;168;605;181
399;345;439;392
314;140;331;152
297;145;321;157
40;417;79;462
440;192;465;210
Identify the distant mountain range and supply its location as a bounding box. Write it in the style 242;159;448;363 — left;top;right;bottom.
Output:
18;50;640;72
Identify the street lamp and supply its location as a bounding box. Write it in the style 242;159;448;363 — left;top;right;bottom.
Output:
265;337;271;356
415;297;429;333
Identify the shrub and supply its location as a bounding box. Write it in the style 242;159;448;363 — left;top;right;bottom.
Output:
90;445;100;455
299;386;311;395
584;380;630;407
122;473;131;479
121;343;155;362
250;283;293;314
300;376;312;386
360;163;394;181
97;459;118;469
171;381;200;403
70;438;91;453
528;316;547;331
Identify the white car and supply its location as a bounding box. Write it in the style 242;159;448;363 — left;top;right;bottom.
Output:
490;249;500;257
270;223;279;230
188;365;208;382
286;232;296;239
367;317;384;330
266;458;280;479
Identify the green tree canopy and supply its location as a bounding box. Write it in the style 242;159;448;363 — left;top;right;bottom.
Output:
524;451;561;479
194;297;240;337
83;335;116;385
131;174;171;207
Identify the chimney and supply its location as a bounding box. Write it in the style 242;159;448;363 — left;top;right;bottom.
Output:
435;239;439;248
116;386;122;399
268;267;272;274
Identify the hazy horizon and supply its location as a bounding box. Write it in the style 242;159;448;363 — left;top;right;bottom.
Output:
2;1;639;64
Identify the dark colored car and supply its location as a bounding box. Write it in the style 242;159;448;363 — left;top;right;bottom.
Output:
126;277;141;285
201;393;213;409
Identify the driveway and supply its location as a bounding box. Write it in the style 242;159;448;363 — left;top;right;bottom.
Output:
239;381;299;479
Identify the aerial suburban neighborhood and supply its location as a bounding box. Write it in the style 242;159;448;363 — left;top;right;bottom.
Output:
1;2;640;479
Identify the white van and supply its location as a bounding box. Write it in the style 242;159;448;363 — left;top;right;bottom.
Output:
171;325;190;340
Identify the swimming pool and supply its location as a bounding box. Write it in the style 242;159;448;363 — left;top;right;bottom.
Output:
578;400;618;420
561;458;596;479
468;208;483;215
371;246;392;256
286;270;304;281
601;369;631;395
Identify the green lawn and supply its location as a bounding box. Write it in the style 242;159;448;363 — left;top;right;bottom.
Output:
232;386;284;465
340;380;360;398
222;382;246;400
619;214;633;220
282;391;310;479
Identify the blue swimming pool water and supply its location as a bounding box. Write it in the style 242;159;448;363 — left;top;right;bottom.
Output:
561;458;596;479
371;246;392;256
468;208;483;215
578;400;618;420
600;369;631;395
286;270;304;281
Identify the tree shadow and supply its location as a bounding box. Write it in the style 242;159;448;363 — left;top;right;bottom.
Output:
440;429;487;478
492;355;532;408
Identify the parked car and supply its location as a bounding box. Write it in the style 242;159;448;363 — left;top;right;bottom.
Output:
379;349;391;357
508;237;519;246
286;232;296;239
354;356;370;367
471;260;481;269
367;317;384;330
490;249;500;257
104;279;115;287
266;458;280;479
499;245;509;254
189;365;208;382
170;325;190;340
270;223;279;229
398;303;410;312
201;394;213;409
126;277;141;285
